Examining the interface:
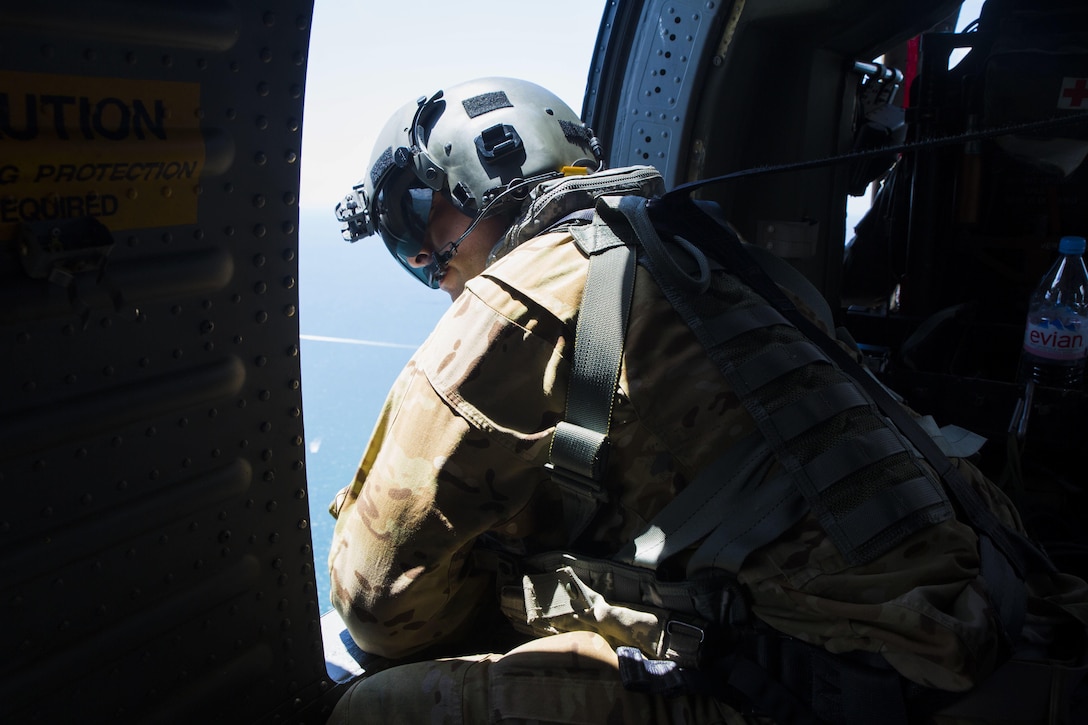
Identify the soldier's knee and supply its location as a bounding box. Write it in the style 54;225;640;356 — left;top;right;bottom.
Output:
327;656;494;724
328;673;386;724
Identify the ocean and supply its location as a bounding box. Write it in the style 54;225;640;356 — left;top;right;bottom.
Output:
297;208;447;613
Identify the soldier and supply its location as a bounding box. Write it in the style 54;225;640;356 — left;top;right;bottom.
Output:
327;77;1088;724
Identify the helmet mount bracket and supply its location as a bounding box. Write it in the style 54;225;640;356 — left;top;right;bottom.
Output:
475;123;523;160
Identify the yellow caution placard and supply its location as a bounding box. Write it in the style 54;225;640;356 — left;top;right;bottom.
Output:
0;71;205;239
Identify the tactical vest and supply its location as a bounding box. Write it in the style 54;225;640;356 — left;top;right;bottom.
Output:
485;191;1087;723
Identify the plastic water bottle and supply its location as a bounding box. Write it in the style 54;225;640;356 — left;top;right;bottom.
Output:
1018;235;1088;389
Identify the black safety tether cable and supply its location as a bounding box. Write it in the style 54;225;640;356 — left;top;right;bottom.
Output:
661;112;1088;203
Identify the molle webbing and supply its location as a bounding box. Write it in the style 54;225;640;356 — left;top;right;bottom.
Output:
598;197;953;567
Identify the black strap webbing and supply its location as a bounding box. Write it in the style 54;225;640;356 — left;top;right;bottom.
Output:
546;198;637;544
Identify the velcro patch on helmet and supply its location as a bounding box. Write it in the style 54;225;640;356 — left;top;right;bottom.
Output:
370;146;395;187
559;119;593;151
462;91;513;118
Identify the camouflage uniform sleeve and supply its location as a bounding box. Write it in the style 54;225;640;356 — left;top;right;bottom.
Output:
327;232;585;659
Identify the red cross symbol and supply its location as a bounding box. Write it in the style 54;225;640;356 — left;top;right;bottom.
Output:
1058;77;1088;109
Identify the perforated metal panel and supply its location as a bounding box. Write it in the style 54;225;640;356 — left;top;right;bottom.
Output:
0;2;339;721
587;0;724;188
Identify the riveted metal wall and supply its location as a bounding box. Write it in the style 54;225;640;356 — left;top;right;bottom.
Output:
586;0;727;188
0;2;338;722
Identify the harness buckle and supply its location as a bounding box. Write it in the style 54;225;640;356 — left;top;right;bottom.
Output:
545;462;609;502
664;619;706;668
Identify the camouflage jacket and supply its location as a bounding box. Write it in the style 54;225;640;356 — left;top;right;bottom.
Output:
328;190;1088;692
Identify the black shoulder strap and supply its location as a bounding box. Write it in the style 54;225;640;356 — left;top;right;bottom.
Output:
546;198;636;545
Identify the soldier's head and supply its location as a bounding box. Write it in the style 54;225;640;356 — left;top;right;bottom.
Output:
336;77;603;300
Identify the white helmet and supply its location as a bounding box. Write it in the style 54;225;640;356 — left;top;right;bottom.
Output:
335;77;604;287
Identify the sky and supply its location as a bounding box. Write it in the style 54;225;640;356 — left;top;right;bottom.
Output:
299;0;609;211
298;0;986;212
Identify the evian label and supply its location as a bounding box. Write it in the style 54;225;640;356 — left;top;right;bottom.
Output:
1023;316;1087;361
